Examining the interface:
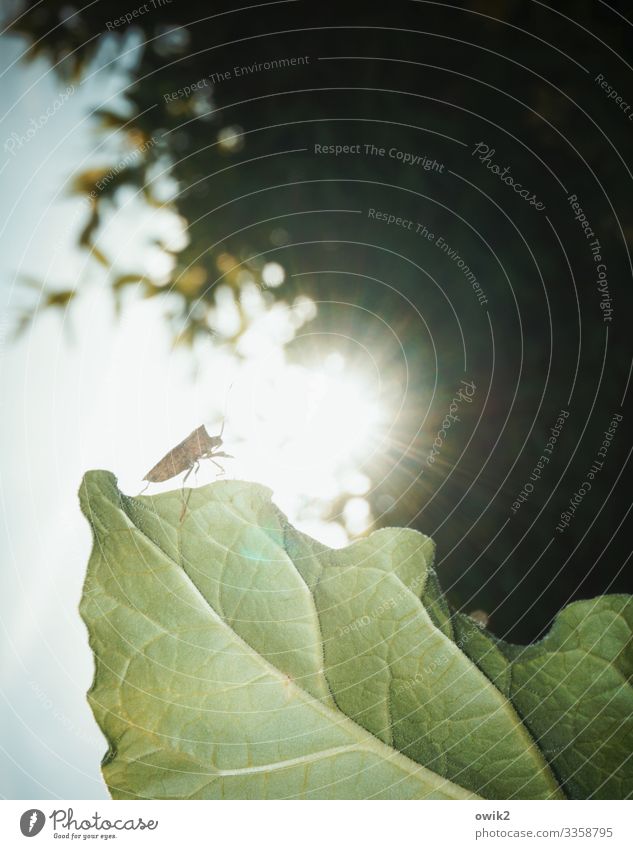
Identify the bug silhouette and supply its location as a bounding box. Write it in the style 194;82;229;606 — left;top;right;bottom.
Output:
141;419;232;520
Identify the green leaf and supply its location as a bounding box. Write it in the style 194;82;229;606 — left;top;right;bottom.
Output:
79;471;633;800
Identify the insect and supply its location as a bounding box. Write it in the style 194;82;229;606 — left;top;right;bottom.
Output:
141;419;232;520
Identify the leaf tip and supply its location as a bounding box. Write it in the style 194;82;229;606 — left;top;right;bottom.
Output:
78;469;122;518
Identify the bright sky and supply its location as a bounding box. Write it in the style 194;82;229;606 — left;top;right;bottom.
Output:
0;32;387;799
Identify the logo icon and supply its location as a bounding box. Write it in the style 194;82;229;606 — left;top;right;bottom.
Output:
20;809;45;837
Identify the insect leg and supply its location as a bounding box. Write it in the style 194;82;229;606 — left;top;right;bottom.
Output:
179;463;196;522
137;480;150;496
210;459;226;476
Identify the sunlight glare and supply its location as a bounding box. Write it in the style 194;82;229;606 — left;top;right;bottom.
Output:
254;364;382;473
229;352;386;543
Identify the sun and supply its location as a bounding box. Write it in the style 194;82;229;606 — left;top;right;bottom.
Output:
262;356;383;472
225;351;387;544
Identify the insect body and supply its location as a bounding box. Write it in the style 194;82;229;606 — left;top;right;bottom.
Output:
143;424;231;484
141;422;232;518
